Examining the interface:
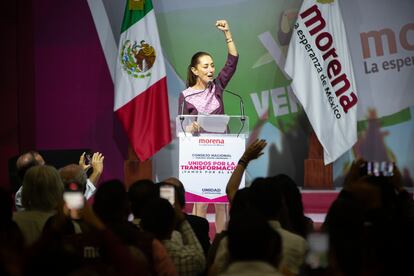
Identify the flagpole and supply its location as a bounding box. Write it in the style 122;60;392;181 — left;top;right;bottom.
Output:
124;145;153;188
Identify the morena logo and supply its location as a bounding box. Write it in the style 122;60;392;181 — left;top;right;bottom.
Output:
300;4;358;114
198;138;225;145
360;23;414;59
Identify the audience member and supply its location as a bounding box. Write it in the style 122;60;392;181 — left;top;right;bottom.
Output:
14;151;104;210
249;177;308;275
16;151;45;181
77;151;105;188
128;179;160;228
59;164;96;199
25;201;148;276
141;197;206;276
14;151;45;210
162;177;211;257
272;173;314;238
322;193;367;275
219;210;283;276
94;179;177;276
7;142;414;276
13;165;64;245
322;159;414;275
212;177;308;275
0;187;25;275
226;139;267;203
207;187;251;272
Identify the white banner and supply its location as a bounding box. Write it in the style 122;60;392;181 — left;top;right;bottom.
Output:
285;0;358;164
340;0;414;120
179;136;245;202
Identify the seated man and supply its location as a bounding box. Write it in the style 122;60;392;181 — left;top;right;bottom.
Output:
162;177;211;257
14;151;45;210
141;197;205;276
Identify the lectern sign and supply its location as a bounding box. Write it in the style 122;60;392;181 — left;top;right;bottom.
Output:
179;136;245;203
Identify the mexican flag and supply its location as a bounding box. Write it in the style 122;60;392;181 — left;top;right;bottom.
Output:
114;0;171;161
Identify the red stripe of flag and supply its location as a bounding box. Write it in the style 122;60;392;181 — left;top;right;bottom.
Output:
115;77;171;161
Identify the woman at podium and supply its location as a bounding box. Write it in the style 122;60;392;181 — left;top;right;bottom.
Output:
178;19;238;233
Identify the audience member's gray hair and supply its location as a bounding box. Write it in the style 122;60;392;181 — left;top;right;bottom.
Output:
58;164;87;193
22;165;63;211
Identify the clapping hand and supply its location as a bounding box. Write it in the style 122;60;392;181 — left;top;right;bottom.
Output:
80;151;104;186
90;152;104;175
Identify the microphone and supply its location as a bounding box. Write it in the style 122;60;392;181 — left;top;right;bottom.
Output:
223;89;246;121
215;81;246;121
180;81;213;118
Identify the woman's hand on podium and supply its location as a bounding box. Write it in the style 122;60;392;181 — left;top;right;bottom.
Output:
185;121;201;134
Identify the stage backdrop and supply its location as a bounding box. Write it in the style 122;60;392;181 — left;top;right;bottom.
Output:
7;0;408;189
146;0;414;188
88;0;414;188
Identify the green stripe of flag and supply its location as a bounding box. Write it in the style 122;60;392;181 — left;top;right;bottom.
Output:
120;0;154;33
357;108;412;133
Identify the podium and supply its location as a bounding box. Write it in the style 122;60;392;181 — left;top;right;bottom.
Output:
176;115;249;203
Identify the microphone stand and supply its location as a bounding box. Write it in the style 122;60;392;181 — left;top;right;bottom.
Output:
215;81;246;137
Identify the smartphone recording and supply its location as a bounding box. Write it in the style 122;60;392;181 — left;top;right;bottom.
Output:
85;153;92;165
364;161;394;177
306;232;329;269
63;192;84;210
63;182;84;209
160;186;175;205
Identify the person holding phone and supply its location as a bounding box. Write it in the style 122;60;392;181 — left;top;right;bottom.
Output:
14;151;104;210
178;19;238;233
162;178;211;257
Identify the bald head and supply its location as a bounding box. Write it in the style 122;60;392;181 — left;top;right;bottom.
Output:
16;151;45;169
16;151;45;181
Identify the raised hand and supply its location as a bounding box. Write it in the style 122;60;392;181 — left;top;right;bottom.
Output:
91;152;105;175
88;152;105;186
240;139;267;164
226;139;267;203
216;19;237;56
215;19;230;32
79;152;91;171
